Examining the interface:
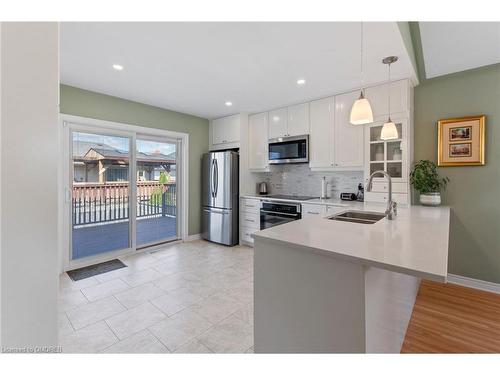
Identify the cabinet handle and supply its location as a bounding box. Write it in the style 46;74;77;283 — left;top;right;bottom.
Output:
245;219;255;223
245;204;254;207
307;211;320;215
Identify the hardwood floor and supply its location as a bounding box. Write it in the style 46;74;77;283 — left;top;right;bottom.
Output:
401;280;500;353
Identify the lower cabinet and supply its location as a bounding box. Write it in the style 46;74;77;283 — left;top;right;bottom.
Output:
240;198;260;245
364;192;409;205
301;203;326;219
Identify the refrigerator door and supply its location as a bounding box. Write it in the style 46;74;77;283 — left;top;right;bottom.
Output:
201;207;237;245
202;151;238;209
202;153;216;208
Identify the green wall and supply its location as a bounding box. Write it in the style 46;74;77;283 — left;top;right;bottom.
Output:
60;84;209;235
414;64;500;283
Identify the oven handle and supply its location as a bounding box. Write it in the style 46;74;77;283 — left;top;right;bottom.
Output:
260;210;300;217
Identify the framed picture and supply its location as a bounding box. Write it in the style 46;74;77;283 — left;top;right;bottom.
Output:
438;115;485;166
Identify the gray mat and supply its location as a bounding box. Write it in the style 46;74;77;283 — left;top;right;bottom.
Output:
67;259;127;281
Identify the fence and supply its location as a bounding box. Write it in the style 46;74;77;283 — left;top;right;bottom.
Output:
72;182;176;227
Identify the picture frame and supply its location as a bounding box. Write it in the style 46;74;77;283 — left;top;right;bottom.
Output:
438;115;485;166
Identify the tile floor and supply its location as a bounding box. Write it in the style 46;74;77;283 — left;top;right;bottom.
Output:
58;240;254;353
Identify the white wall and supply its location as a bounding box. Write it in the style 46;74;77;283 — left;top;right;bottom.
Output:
1;23;59;348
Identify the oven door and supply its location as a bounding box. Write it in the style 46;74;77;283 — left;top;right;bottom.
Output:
260;210;300;230
268;135;308;164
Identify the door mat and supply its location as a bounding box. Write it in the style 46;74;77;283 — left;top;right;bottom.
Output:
67;259;127;281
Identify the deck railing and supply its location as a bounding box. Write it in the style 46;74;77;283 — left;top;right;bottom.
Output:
72;182;176;227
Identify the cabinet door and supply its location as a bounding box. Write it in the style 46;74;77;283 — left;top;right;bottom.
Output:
223;115;240;144
211;117;226;145
212;115;240;145
287;103;310;136
334;91;364;168
268;108;288;139
364;80;408;120
309;97;334;169
301;204;326;219
248;112;269;170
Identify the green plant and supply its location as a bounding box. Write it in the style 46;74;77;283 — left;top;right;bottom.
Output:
409;160;450;194
150;171;171;206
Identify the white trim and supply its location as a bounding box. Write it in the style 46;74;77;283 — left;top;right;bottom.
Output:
59;114;189;272
185;233;201;241
447;273;500;295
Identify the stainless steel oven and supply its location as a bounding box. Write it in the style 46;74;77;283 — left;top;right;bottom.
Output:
268;135;309;164
260;201;301;230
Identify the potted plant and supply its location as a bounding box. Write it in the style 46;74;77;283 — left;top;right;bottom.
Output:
409;160;450;206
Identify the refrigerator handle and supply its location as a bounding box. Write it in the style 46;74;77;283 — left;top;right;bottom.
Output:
214;158;219;198
211;158;216;198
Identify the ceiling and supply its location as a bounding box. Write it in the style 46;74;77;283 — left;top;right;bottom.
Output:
60;22;415;119
419;22;500;79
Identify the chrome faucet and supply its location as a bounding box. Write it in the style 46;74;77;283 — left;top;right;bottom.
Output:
366;170;397;220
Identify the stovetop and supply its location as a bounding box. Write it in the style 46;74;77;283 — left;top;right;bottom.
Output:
264;194;318;201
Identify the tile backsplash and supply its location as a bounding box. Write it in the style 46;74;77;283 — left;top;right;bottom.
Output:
253;164;364;198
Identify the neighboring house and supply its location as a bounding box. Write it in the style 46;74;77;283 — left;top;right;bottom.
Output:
73;142;175;183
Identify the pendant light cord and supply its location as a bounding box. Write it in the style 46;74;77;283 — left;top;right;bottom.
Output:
388;61;391;120
360;22;364;89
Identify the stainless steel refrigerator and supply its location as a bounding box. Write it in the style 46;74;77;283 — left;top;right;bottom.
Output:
201;151;239;246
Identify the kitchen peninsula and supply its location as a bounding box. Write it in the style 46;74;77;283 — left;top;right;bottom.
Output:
253;202;450;353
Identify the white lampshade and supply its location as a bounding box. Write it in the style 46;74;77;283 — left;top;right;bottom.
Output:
380;120;398;140
350;93;373;125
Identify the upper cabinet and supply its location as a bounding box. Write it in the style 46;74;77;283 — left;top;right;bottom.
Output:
248;112;269;171
287;103;310;137
269;103;310;139
309;96;335;169
364;79;409;120
210;114;241;150
268;108;288;139
333;91;364;168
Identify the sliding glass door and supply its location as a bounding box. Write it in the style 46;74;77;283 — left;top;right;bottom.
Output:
68;125;182;263
136;137;179;247
71;131;132;260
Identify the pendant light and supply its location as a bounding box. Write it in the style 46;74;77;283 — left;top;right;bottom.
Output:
380;56;399;140
350;22;373;125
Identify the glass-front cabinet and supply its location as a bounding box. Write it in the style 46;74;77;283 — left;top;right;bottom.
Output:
364;117;410;205
366;119;407;181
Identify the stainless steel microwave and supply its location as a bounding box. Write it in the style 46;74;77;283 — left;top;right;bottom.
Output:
268;135;309;164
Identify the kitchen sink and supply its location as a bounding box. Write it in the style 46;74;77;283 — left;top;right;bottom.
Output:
327;210;386;224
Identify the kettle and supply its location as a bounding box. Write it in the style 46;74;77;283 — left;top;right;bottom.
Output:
259;182;268;195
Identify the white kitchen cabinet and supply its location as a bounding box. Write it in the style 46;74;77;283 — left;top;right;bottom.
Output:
309;96;335;169
268;108;288;139
334;91;364;168
364;117;412;205
248;112;269;171
364;79;409;120
269;104;309;139
287;103;310;136
240;197;261;245
210;114;241;150
301;203;326;219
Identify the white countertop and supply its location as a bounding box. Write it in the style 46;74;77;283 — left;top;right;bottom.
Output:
241;194;356;207
252;202;450;282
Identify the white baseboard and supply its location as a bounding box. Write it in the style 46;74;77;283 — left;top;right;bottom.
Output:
185;233;201;241
447;273;500;295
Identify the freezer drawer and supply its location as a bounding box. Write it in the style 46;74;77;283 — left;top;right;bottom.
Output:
201;207;238;246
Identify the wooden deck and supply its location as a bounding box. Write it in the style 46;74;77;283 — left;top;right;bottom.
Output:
72;216;177;259
402;280;500;353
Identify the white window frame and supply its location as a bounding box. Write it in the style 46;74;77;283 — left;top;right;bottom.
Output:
59;114;189;272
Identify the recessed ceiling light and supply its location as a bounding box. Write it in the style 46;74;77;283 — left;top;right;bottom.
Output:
112;64;124;71
225;101;233;107
296;79;306;85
